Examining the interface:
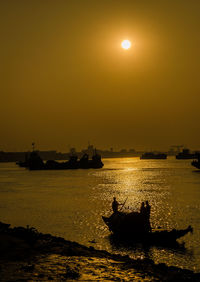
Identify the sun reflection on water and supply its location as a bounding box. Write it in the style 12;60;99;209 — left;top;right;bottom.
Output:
0;158;200;272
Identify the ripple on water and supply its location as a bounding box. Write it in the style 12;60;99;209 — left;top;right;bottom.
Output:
0;158;200;272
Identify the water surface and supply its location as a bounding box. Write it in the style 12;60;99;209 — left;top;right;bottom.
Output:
0;157;200;272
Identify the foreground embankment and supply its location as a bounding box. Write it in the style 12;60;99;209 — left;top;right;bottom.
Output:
0;222;199;281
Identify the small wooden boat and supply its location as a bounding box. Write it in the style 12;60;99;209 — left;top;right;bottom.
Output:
102;212;193;246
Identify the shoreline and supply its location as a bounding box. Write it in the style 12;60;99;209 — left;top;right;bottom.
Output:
0;222;200;281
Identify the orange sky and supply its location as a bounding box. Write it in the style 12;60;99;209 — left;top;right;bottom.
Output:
0;0;200;152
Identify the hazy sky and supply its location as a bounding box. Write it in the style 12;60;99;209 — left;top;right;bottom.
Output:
1;0;200;152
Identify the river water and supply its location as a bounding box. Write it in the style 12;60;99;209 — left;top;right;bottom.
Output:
0;157;200;272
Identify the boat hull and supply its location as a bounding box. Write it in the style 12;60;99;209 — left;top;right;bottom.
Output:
102;214;193;246
29;160;104;170
16;151;104;170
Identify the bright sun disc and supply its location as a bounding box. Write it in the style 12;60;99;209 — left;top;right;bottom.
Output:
121;40;131;50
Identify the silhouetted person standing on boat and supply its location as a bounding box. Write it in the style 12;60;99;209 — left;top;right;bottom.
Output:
140;202;145;215
145;201;152;232
112;197;122;213
145;201;151;217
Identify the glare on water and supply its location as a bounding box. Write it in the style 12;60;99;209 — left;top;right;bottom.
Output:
0;157;200;272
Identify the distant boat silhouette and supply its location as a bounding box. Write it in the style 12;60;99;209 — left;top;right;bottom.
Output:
16;150;104;170
176;148;199;159
191;154;200;169
140;152;167;159
16;152;34;168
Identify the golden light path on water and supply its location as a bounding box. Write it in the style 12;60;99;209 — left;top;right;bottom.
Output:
0;157;200;272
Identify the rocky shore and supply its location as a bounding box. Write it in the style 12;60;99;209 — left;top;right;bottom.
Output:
0;221;199;281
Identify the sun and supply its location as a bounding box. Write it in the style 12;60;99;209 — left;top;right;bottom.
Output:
121;40;131;50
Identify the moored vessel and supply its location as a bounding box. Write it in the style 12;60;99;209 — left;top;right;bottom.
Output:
176;149;199;159
16;143;104;170
191;155;200;169
16;150;104;170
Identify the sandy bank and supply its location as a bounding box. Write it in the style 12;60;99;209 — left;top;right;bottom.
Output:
0;222;199;281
